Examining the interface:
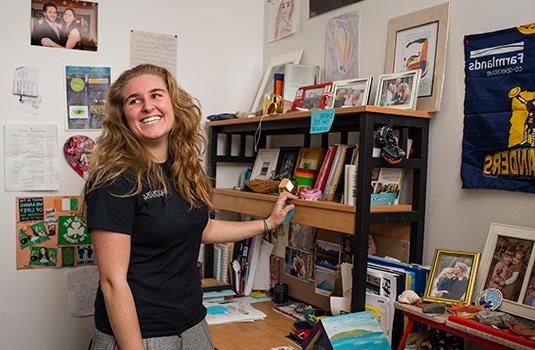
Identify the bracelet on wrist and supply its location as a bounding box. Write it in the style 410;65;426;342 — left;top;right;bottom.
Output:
262;218;270;234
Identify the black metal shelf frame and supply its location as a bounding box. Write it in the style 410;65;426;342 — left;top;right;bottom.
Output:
206;110;429;313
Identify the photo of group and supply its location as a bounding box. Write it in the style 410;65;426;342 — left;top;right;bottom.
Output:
330;78;372;108
424;249;480;304
30;0;98;51
375;70;420;110
477;224;535;320
483;235;533;302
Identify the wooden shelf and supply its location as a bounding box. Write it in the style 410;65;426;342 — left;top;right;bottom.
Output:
213;188;412;234
207;105;431;127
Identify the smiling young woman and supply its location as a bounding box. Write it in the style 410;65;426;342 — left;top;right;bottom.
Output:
83;64;296;350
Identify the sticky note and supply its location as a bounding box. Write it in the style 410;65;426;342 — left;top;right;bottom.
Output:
310;109;335;134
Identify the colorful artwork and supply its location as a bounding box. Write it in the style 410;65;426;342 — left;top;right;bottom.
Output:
394;22;438;97
63;135;95;179
267;0;300;42
325;11;359;81
16;196;94;269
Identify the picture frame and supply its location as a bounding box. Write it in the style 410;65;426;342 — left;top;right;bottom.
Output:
292;82;334;111
274;147;300;180
423;249;480;305
330;77;372;108
251;148;280;180
374;70;420;110
384;2;450;112
251;50;304;113
476;223;535;320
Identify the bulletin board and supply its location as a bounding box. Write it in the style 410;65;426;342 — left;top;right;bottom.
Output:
16;195;94;269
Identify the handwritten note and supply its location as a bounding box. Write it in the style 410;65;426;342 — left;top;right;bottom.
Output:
310;109;335;134
130;30;178;76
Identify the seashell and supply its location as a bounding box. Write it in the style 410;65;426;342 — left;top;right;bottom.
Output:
398;290;421;304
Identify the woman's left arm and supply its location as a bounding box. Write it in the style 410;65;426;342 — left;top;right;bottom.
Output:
65;27;81;49
202;191;297;244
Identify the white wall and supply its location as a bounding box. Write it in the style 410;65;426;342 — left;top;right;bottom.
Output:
0;1;262;349
264;0;535;265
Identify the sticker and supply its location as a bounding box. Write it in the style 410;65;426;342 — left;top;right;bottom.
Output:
18;197;44;222
58;216;91;245
46;223;57;236
69;105;89;119
63;135;95;180
77;245;94;265
62;246;75;267
29;247;57;267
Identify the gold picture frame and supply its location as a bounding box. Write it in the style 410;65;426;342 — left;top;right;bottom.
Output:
476;223;535;320
423;248;480;305
384;2;449;112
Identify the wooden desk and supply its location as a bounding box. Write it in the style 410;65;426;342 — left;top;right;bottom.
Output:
209;301;296;350
395;302;535;350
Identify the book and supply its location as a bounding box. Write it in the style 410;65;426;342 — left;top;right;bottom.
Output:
294;148;324;187
314;144;338;192
344;164;357;205
301;311;390;350
371;168;404;205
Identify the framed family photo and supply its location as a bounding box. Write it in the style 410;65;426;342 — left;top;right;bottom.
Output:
251;148;280;180
476;223;535;320
292;83;333;111
330;77;372;108
384;2;449;112
251;50;303;113
423;249;480;305
374;70;420;110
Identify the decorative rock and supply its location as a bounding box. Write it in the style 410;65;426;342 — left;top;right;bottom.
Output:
398;290;421;305
476;309;505;327
423;302;446;314
501;313;518;325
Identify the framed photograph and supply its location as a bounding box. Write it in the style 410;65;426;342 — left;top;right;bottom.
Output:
374;70;420;110
251;148;280;180
31;0;98;51
251;50;303;113
476;223;535;320
331;77;372;108
423;249;480;305
274;147;300;180
385;2;449;112
292;83;334;111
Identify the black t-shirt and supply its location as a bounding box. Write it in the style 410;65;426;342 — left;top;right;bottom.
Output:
86;162;209;338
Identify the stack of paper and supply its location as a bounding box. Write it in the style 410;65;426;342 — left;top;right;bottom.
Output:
205;302;266;325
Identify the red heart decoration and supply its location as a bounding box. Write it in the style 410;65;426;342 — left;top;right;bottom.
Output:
63;135;95;180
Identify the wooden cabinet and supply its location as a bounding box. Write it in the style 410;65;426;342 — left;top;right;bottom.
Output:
206;105;430;312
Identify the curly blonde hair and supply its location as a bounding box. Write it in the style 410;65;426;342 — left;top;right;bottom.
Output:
83;64;213;213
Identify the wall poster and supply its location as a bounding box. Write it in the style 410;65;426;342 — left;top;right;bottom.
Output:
16;196;94;269
325;11;359;82
65;66;110;130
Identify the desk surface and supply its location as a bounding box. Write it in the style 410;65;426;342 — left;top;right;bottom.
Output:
209;301;297;350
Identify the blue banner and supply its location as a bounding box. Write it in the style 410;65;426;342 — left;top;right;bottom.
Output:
462;23;535;193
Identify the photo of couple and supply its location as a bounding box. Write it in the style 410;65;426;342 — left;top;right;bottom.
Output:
30;1;98;51
426;250;479;303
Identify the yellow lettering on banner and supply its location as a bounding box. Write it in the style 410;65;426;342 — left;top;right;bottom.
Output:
483;155;493;175
510;150;519;175
529;149;535;176
518;149;528;175
492;153;501;176
501;151;509;175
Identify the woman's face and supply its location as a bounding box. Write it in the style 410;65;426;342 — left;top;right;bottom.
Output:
122;74;175;148
63;10;75;25
40;248;46;255
281;0;292;17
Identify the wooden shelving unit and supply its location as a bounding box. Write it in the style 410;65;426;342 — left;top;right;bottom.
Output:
206;106;430;312
213;188;412;235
